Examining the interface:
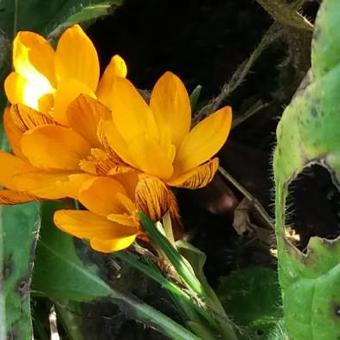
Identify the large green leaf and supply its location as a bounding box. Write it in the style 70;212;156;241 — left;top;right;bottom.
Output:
32;202;200;340
217;267;282;339
0;202;41;339
273;0;340;338
0;0;123;37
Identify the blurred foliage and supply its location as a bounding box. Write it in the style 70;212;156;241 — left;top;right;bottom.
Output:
217;267;282;339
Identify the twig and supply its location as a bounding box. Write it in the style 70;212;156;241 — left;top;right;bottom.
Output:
193;23;283;124
232;100;269;129
218;166;274;230
255;0;313;31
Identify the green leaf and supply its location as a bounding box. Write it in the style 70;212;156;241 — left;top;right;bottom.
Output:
33;202;200;340
32;202;111;301
139;212;203;295
0;0;123;37
190;85;202;112
0;202;41;339
217;267;282;339
273;0;340;338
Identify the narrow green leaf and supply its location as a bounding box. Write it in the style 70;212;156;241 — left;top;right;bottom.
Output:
190;85;202;112
0;0;123;37
33;202;199;340
32;202;111;301
1;202;41;339
47;3;117;40
139;212;203;295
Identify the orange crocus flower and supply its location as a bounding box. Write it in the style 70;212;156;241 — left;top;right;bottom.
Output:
100;71;232;190
4;24;126;125
55;174;140;252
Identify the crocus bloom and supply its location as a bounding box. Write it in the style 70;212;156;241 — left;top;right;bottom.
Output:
100;72;232;189
54;174;176;252
54;174;140;252
4;24;127;125
0;99;100;203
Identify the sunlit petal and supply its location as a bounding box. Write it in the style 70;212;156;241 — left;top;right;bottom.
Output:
127;133;174;179
174;106;232;173
97;54;127;108
53;79;96;125
13;31;56;86
110;77;158;140
150;71;191;146
4;72;54;111
55;25;99;91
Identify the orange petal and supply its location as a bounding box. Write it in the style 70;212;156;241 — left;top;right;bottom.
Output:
54;210;138;252
79;148;132;176
4;72;54;111
0;189;35;204
135;175;174;222
66;94;110;146
90;236;136;253
13;31;56;86
168;158;219;189
150;72;191;147
98;119;136;167
174;106;232;173
97;54;127;108
21;125;91;170
4;104;56;157
55;25;99;91
107;214;138;227
0;150;33;189
13;171;92;199
3;107;24;157
127;133;175;179
54;79;96;125
113;172;139;199
10;103;56;131
99;120;174;179
110;77;158;140
78;176;127;216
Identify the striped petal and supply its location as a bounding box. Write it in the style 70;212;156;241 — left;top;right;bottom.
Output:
168;158;219;189
0;189;35;204
66;95;110;146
